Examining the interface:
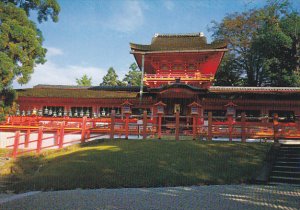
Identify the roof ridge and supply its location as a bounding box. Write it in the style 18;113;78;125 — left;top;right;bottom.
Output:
210;86;300;90
154;32;205;38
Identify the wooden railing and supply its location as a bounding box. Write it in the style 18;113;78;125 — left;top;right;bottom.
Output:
1;111;300;158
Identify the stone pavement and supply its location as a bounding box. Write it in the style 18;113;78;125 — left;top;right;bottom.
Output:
0;184;299;210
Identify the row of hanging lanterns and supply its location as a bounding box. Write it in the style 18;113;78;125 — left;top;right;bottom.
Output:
15;107;121;118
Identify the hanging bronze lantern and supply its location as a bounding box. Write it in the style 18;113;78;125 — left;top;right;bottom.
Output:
44;107;49;115
74;109;78;117
68;109;72;117
58;108;62;117
80;109;84;117
49;108;53;116
86;109;90;117
16;108;20;116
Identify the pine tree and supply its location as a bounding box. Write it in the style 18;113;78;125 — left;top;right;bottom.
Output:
76;74;92;86
100;67;120;86
123;63;141;86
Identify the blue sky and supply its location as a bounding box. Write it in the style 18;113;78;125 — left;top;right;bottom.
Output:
13;0;300;88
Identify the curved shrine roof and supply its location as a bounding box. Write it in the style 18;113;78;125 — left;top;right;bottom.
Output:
209;86;300;94
17;85;140;99
16;84;300;99
130;33;227;52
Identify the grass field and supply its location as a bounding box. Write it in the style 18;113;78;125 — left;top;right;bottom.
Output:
1;139;271;192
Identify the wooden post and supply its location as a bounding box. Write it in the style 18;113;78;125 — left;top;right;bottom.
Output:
241;112;246;143
12;131;20;158
273;113;279;143
81;116;87;143
192;116;197;140
36;126;43;154
208;112;212;141
125;114;129;139
86;130;91;139
228;115;233;142
24;129;30;148
143;110;147;140
55;129;60;145
59;122;65;149
110;110;115;140
175;111;180;141
296;113;300;130
158;114;162;139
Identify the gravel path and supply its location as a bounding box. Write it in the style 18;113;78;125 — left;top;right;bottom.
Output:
0;184;299;210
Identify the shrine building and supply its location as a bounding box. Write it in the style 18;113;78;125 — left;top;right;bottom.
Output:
16;33;300;122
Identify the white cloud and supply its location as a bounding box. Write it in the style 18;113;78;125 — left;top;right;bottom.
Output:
45;47;63;57
105;0;144;32
13;60;106;88
164;0;175;11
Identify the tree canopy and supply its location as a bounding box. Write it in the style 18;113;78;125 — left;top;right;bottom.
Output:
0;0;59;118
0;2;46;89
211;0;300;87
1;0;60;23
0;0;60;92
122;63;141;86
100;67;122;86
76;74;92;86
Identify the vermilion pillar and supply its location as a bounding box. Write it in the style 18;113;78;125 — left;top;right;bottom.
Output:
153;101;166;140
175;111;180;141
143;110;147;140
110;110;115;140
241;112;246;143
273;113;279;143
125;113;130;139
59;122;65;149
36;126;43;154
208;112;212;141
12;131;20;158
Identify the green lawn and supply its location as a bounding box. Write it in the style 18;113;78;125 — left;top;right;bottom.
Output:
0;149;10;157
2;140;271;192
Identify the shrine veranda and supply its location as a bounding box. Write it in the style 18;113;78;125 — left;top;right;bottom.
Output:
1;33;300;155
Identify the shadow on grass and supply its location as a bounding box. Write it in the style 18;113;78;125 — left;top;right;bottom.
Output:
2;139;272;193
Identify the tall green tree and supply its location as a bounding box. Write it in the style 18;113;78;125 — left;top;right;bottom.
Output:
214;53;244;86
211;0;300;87
76;74;92;86
0;0;60;91
252;3;300;86
1;0;60;23
100;67;122;86
123;63;141;86
210;8;263;86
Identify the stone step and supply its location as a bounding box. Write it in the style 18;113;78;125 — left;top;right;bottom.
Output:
269;176;300;184
274;162;300;167
281;144;300;147
277;152;300;157
280;145;300;148
273;165;300;172
278;154;300;158
271;171;300;178
280;146;300;149
277;157;300;162
279;147;300;150
279;150;300;154
269;182;300;187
